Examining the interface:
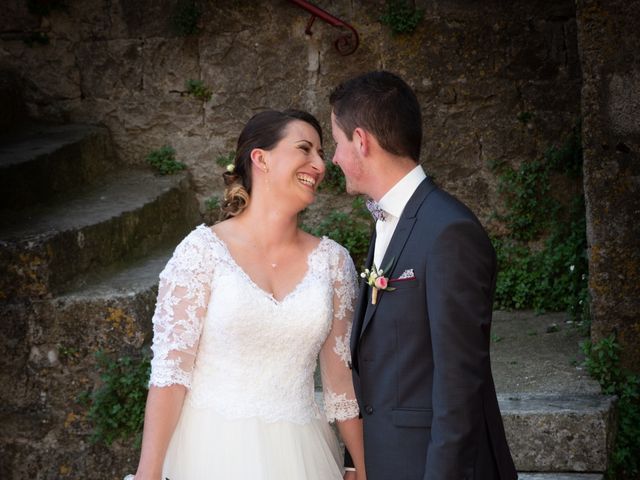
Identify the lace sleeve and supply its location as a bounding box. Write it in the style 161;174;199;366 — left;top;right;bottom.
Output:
319;243;360;422
149;227;215;388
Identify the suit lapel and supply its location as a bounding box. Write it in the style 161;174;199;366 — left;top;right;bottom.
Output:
359;177;437;340
350;228;376;369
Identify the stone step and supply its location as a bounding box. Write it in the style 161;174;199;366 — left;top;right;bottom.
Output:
0;242;181;478
499;393;615;473
0;243;174;414
314;390;614;475
0;123;115;210
0;168;199;301
518;474;603;480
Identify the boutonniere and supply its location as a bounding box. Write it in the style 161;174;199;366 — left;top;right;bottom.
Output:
360;258;396;305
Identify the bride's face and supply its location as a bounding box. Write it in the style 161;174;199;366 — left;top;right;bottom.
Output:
262;120;325;209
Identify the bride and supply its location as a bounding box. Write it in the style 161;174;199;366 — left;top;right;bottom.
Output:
128;109;366;479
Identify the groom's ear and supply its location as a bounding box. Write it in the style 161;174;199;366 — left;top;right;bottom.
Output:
353;127;370;157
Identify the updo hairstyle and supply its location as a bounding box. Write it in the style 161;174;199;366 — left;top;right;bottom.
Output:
221;109;323;219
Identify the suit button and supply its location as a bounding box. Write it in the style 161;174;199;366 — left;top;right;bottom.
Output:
365;405;374;415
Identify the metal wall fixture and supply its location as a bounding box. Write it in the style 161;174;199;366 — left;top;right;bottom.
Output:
287;0;359;55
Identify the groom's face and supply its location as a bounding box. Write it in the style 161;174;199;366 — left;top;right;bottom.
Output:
330;112;366;195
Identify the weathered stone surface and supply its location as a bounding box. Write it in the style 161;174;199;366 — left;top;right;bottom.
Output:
0;123;115;210
75;39;144;99
490;311;601;395
1;38;81;117
0;248;170;479
0;169;198;300
0;0;582;221
576;0;640;372
500;393;615;472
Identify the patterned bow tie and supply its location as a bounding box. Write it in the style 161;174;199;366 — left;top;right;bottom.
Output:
366;199;386;222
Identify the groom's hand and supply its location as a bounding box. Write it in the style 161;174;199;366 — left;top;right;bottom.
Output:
343;471;357;480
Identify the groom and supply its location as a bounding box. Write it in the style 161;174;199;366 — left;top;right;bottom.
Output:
330;71;517;480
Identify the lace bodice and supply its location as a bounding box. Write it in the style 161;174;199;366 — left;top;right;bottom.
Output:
149;225;360;424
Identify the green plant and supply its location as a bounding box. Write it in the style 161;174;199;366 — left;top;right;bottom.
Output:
490;157;556;241
380;0;424;35
305;197;373;269
490;123;588;321
173;0;201;36
205;195;220;211
517;111;534;124
545;121;583;179
23;32;50;47
146;145;186;175
582;335;640;478
186;79;212;102
86;351;150;446
58;345;79;360
319;161;346;193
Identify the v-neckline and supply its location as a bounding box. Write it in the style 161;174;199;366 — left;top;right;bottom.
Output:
205;227;327;304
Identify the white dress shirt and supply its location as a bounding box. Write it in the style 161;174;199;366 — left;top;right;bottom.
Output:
373;165;427;268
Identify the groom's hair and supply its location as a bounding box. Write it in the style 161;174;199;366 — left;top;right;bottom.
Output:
329;71;422;162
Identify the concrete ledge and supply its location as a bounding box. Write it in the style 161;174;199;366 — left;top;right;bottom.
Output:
500;393;616;472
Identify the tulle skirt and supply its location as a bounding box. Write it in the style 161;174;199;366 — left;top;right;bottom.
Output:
162;402;344;480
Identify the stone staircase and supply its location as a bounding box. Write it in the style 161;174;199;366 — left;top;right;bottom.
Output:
0;122;200;479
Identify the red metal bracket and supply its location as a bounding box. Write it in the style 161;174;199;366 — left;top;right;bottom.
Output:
287;0;359;55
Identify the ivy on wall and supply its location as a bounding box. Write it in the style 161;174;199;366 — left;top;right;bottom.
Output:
490;122;588;321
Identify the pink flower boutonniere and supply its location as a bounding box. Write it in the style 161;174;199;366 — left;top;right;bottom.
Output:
361;259;396;305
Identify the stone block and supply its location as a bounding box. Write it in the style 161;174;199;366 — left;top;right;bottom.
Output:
500;393;615;472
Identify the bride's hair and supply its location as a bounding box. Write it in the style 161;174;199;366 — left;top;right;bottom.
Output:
221;109;323;219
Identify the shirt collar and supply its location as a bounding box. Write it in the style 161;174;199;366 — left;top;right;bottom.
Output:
378;165;427;219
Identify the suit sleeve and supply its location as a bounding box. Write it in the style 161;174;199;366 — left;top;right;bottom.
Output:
423;219;496;479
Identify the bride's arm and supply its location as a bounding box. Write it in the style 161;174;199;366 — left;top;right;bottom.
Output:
130;228;216;479
133;385;186;480
337;418;366;479
320;244;366;479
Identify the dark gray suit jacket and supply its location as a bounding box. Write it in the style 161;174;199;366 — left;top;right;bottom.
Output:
349;178;517;480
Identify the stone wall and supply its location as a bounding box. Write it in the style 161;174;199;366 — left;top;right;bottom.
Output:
576;0;640;371
0;0;581;222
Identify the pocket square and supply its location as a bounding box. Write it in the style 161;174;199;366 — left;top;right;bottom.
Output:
397;269;415;280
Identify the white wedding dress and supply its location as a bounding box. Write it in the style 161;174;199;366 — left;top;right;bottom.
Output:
149;225;360;480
